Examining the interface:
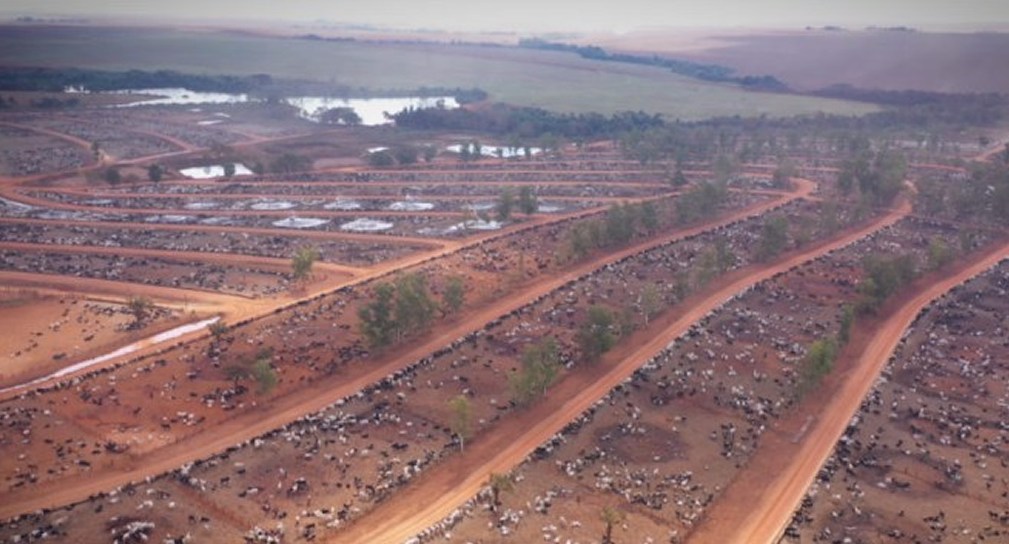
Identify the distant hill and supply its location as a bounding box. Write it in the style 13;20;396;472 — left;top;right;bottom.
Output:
593;30;1009;94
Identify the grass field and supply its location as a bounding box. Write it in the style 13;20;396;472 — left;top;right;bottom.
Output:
0;25;879;121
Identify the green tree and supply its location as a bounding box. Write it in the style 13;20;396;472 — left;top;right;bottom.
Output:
422;145;438;163
838;304;855;346
792;217;813;248
959;231;975;253
208;321;229;341
640;201;659;232
820;200;841;234
496;187;515;221
915;178;947;216
292;245;321;281
147;164;163;182
639;283;662;326
695;237;734;287
318;107;361;125
271;153;311;174
518;186;538;215
509;337;560;406
673;270;691;301
567;223;593;260
488;473;514;512
367;150;396;167
223;363;250;389
442;276;465;315
837;152;869;196
772;159;795;188
799;337;838;393
713;154;738;182
448;395;472;452
868;149;907;205
604;203;635;246
857;254;918;314
577;305;616;362
392;145;419;165
393;273;437;340
126;296;153;328
104;167;121;185
600;506;625;544
358;283;396;349
713;236;736;272
676;181;726;224
671;167;688;187
251;349;277;394
695;248;720;287
927;237;953;270
757;215;789;261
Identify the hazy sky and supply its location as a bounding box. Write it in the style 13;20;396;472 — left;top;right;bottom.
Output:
3;0;1008;32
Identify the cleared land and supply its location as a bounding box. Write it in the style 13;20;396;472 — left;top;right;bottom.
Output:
1;35;1007;544
596;29;1009;94
0;25;877;120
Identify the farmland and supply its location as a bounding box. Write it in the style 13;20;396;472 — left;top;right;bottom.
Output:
0;25;878;120
2;17;1009;544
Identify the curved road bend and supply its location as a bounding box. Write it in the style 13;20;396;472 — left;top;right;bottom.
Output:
0;181;807;520
330;199;910;543
690;237;1009;544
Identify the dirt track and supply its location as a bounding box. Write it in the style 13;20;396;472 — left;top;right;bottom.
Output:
0;179;686;397
0;180;805;522
689;237;1009;544
329;195;909;543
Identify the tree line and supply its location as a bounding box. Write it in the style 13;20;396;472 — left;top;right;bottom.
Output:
0;67;488;105
392;103;664;142
916;161;1009;227
0;67;274;93
518;38;789;91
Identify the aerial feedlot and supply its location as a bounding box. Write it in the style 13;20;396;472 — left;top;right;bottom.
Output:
1;6;1009;544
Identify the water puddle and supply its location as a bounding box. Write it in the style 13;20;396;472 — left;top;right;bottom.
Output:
179;164;254;179
340;218;394;232
272;217;329;229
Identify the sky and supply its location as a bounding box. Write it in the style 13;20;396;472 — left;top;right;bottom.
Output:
3;0;1009;32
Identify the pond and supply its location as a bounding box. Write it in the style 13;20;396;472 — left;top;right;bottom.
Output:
272;217;330;229
446;144;542;159
441;219;505;234
183;201;221;210
100;88;459;126
340;218;395;232
250;200;297;211
324;199;363;211
179;163;254;179
388;200;435;211
287;96;459;126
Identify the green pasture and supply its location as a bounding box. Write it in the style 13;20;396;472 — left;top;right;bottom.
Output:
0;26;878;120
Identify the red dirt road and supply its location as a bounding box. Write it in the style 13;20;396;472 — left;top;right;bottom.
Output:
330;198;910;543
0;181;805;522
689;238;1009;544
